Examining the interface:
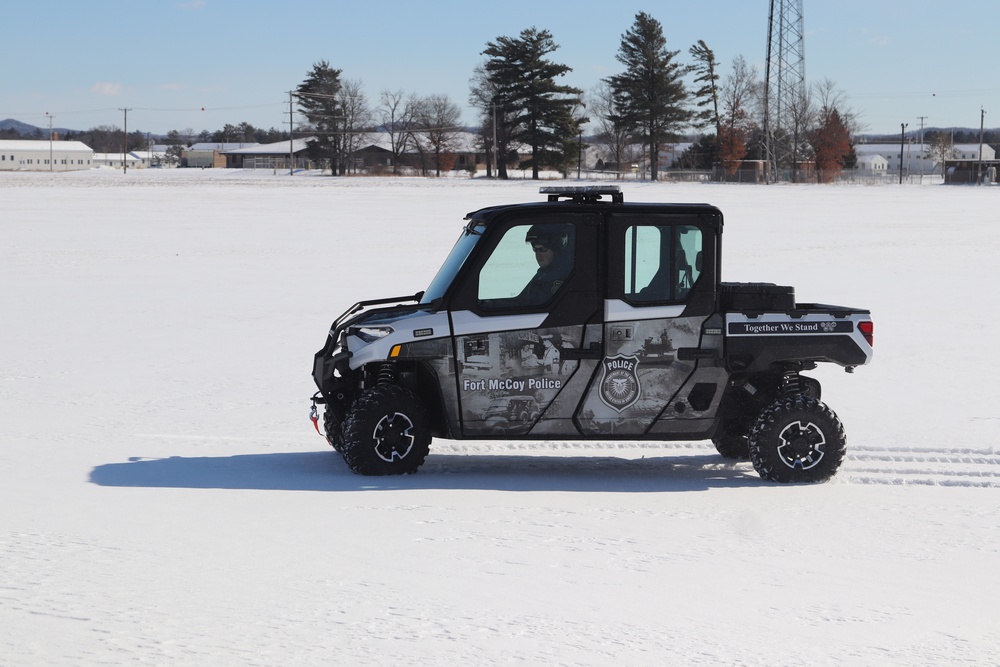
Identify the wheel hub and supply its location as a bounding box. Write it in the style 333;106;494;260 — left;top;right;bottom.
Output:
776;420;826;470
372;412;415;462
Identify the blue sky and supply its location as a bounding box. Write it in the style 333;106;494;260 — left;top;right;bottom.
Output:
2;0;995;136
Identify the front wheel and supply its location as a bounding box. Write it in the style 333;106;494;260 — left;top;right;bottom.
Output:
323;405;346;452
748;396;846;483
341;385;431;475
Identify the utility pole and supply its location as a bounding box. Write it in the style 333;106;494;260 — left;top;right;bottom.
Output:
288;91;295;176
119;108;132;174
899;122;908;185
46;112;53;171
577;130;583;179
917;115;927;184
978;106;986;185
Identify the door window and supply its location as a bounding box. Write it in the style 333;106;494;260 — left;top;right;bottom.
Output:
623;224;702;302
478;222;575;308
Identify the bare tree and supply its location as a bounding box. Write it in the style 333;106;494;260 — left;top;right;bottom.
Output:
804;78;865;182
588;81;637;176
786;89;815;181
417;94;463;176
469;63;520;178
926;131;957;178
377;89;420;174
813;78;862;136
717;56;760;176
339;78;372;174
82;125;120;153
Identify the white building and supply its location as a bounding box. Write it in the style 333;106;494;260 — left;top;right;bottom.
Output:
128;148;172;168
856;153;889;174
0;139;93;171
93;152;143;170
854;142;996;175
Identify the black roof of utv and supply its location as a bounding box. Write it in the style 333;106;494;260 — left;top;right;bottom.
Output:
464;186;723;228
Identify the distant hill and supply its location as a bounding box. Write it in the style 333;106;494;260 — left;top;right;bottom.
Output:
1;118;40;134
1;118;77;136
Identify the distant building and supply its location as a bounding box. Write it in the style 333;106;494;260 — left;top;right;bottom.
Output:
0;139;93;171
349;131;487;173
854;142;995;175
221;138;313;170
130;147;172;168
943;159;1000;184
182;142;257;168
93;152;143;169
856;153;889;174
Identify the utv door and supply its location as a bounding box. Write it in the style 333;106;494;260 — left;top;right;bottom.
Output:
447;212;602;437
574;212;727;437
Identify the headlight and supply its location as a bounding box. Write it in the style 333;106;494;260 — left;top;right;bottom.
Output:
349;325;394;343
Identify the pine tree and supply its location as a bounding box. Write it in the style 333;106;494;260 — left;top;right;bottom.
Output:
479;27;585;179
689;40;720;135
606;12;691;180
295;61;343;175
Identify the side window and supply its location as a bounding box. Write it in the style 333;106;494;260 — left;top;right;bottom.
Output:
624;224;702;302
478;222;575;309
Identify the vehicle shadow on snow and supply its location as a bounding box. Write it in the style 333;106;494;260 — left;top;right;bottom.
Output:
89;450;762;492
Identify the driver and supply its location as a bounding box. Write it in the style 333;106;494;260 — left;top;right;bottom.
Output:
516;224;574;305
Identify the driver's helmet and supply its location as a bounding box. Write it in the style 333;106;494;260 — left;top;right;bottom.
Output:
525;224;570;253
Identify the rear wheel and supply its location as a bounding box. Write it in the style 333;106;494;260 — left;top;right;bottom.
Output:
712;389;758;460
341;385;431;475
748;395;846;483
712;434;750;460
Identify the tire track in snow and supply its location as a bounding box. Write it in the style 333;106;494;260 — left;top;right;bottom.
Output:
843;445;1000;488
436;440;1000;488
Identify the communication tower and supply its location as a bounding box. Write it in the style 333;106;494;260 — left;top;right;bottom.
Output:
763;0;806;182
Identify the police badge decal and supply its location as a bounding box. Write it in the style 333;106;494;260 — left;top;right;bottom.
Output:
599;354;641;413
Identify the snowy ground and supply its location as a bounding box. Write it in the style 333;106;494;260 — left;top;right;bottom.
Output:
2;168;999;666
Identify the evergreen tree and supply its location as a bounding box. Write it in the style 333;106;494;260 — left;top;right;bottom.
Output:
296;61;344;175
689;40;720;136
606;12;691;180
675;134;717;170
479;27;585;179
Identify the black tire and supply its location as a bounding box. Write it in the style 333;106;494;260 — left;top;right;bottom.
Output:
748;395;846;483
341;385;431;475
712;389;758;460
322;405;345;452
712;434;750;460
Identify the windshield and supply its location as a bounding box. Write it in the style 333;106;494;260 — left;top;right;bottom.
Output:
420;221;485;305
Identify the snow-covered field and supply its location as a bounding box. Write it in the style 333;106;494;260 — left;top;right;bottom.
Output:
2;168;999;666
